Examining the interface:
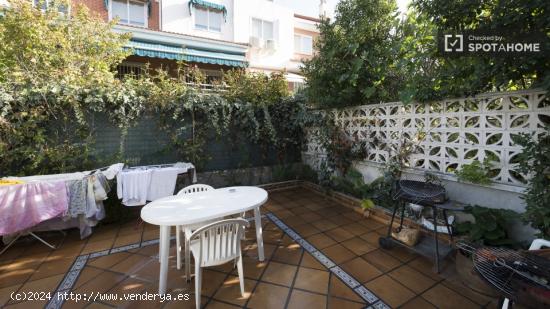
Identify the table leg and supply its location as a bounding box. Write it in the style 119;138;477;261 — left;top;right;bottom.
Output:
254;207;265;262
159;225;171;295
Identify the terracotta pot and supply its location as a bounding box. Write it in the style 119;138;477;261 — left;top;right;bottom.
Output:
353;207;365;216
455;251;499;297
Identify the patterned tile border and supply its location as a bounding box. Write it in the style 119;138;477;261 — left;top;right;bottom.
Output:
45;235;173;309
265;212;391;308
46;212;391;309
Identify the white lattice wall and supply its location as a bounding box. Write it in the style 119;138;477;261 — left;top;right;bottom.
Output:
304;90;550;187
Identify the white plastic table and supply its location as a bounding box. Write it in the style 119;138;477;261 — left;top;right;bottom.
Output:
140;186;268;294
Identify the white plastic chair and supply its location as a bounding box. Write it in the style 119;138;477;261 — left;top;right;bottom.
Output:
174;184;214;274
189;218;249;309
501;238;550;309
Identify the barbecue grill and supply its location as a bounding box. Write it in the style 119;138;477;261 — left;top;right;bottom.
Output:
394;178;447;205
457;242;550;308
380;174;460;273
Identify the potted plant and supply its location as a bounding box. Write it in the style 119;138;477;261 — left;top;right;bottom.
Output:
360;198;375;217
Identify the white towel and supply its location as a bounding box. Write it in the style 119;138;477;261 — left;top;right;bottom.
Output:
147;167;181;201
117;170;152;206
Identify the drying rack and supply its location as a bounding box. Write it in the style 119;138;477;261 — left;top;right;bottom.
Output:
0;165;115;256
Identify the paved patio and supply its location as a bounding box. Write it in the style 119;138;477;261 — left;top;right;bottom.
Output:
0;187;500;308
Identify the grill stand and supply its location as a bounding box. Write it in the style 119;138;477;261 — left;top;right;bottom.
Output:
380;198;462;273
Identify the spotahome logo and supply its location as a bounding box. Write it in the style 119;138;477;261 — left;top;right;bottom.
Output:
438;30;547;56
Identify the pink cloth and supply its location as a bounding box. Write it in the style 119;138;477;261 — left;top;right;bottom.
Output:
0;181;69;236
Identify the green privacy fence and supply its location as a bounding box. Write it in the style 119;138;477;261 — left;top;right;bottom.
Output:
90;114;301;171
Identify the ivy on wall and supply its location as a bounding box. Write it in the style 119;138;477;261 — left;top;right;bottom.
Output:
0;1;307;176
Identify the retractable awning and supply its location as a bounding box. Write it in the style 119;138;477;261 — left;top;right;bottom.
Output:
125;40;248;67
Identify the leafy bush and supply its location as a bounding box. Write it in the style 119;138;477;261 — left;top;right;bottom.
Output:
0;2;308;176
454;159;493;185
515;128;550;238
455;205;517;247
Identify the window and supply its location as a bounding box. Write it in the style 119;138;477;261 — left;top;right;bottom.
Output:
111;0;147;27
251;18;274;40
33;0;69;14
294;34;313;55
116;62;144;79
194;7;223;32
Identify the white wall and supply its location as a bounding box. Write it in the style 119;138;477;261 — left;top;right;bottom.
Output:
162;0;234;42
161;0;314;73
234;0;295;71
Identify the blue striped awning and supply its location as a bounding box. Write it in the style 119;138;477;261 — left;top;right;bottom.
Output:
125;40;247;67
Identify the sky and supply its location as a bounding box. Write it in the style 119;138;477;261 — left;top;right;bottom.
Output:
277;0;411;19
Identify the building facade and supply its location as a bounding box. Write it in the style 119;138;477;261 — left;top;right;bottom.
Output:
75;0;320;87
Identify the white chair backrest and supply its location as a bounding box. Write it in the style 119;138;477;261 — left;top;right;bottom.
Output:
190;219;249;267
177;184;214;196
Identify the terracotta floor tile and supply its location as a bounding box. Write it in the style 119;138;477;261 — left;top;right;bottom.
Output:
360;232;383;246
28;256;74;281
381;245;418;263
212;275;255;306
328;275;364;303
362;250;402;272
110;253;151;275
194;269;227;297
271;244;302;265
244;243;276;260
388;265;436;294
365;275;415;307
103;277;151;307
341;223;371;236
81;239;114;254
6;299;48;308
407;257;445;280
442;277;495;306
329;215;354;227
401;296;437;309
272;209;294;219
88;252;131;270
260;262;297;287
113;234;141;248
341;237;377;256
322;244;356;264
358;218;387;230
230;256;267;280
324;227;355;242
262;229;285;245
306;234;337;249
15;273;64;297
206;300;241;308
73;271;126;295
311;219;338;232
287;289;327;309
0;284;22;307
299;212;324;223
421;283;478;309
292;223;321;237
246;282;289;309
340;257;382;283
283;216;308;228
293;267;329;294
0;264;38;289
71;267;104;290
86;302;116;309
300;253;325;271
327;296;364;309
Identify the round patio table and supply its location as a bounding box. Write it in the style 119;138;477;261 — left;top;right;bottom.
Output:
141;186;268;294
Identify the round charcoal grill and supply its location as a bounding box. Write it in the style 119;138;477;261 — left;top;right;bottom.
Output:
458;242;550;308
394;178;447;205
